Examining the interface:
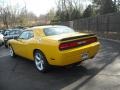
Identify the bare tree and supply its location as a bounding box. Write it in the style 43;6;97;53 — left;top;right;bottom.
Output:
0;0;40;28
55;0;83;21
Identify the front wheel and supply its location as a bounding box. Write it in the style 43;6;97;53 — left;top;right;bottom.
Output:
9;46;16;57
34;50;50;72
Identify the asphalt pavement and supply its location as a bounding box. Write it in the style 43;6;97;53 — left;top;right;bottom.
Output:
0;39;120;90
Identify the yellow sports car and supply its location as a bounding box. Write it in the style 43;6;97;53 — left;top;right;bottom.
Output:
8;25;100;72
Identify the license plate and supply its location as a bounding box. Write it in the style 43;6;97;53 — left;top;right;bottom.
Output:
81;52;89;60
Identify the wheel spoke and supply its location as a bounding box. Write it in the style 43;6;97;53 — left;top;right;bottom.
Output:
40;63;43;70
9;47;13;56
35;53;44;71
35;55;41;61
36;60;43;65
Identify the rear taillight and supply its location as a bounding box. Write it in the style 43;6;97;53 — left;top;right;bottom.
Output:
59;42;78;50
59;37;97;50
85;37;97;44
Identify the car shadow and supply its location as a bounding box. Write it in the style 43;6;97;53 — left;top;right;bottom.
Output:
1;40;119;90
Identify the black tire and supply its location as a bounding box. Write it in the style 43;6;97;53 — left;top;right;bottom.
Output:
34;50;50;72
9;46;16;57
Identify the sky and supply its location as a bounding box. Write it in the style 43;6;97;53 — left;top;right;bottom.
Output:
0;0;91;17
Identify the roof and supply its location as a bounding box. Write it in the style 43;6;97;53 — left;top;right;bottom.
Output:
30;25;66;30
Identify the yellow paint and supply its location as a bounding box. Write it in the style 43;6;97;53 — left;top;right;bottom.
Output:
9;26;100;66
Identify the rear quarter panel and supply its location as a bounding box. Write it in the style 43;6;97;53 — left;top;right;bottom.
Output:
31;37;60;63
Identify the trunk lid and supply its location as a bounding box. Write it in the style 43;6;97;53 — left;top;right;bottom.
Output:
43;32;97;50
44;32;96;42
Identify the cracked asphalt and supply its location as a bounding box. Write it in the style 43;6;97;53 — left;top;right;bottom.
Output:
0;39;120;90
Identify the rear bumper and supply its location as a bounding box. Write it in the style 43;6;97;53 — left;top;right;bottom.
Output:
49;42;100;66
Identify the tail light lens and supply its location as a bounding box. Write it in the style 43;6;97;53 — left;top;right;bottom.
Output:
59;42;78;50
59;37;97;50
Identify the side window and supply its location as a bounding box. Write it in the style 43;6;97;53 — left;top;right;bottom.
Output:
19;31;29;40
28;31;34;39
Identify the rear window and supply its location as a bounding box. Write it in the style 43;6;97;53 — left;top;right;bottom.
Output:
44;26;75;36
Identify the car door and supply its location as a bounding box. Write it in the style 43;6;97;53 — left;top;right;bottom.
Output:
14;31;30;57
24;31;35;59
15;30;34;58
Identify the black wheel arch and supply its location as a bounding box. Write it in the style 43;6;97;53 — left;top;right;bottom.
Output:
33;49;49;64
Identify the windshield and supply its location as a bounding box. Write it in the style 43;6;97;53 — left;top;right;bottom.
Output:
44;26;75;36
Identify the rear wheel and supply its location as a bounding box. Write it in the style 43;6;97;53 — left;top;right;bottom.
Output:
34;50;50;72
9;46;16;57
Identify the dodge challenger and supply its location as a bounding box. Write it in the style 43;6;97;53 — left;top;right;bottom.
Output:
8;25;100;72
